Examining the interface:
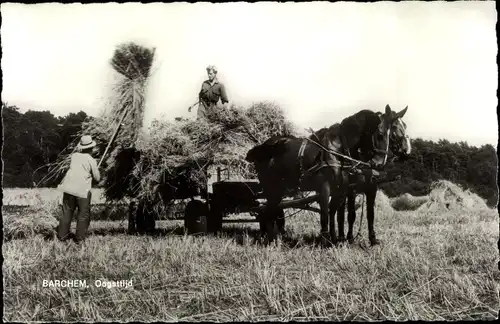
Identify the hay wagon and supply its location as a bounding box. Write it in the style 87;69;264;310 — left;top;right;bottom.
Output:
127;164;400;235
183;166;401;235
127;165;265;234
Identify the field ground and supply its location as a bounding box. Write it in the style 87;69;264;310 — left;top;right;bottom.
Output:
3;197;499;321
2;188;107;206
2;188;183;221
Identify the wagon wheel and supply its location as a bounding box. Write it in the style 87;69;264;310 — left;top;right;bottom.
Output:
134;200;156;234
143;207;156;233
275;207;305;234
184;199;208;234
257;209;285;236
207;203;223;234
276;209;285;234
128;202;137;234
257;212;266;234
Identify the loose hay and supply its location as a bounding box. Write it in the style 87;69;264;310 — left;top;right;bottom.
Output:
4;201;59;241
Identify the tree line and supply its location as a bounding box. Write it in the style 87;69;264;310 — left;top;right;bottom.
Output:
2;102;498;207
2;102;89;188
379;138;498;207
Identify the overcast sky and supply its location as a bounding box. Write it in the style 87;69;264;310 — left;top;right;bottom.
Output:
1;2;497;147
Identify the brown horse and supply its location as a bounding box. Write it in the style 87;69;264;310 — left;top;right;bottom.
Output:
336;107;411;245
246;105;404;244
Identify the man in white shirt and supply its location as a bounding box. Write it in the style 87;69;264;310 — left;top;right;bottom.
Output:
57;135;101;243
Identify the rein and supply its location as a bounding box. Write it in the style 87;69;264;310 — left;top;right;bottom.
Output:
304;131;371;168
355;194;365;240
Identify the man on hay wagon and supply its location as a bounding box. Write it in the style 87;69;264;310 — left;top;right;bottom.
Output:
189;65;229;119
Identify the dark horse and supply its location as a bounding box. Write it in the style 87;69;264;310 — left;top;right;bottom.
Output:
246;105;404;244
336;107;411;245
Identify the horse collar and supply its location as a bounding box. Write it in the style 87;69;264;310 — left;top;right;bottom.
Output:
298;138;308;171
340;133;351;158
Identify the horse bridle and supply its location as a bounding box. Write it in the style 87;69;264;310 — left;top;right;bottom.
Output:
369;126;391;168
358;114;392;169
389;123;409;156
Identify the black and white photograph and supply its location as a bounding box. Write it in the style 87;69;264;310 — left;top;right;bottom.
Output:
1;2;498;322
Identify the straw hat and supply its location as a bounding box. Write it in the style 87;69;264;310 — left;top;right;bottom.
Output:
77;135;97;150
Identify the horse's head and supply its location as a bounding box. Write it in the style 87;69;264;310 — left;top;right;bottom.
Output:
387;106;411;161
367;105;409;169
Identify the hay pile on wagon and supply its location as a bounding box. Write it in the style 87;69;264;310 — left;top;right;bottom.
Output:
104;101;296;207
40;42;297;210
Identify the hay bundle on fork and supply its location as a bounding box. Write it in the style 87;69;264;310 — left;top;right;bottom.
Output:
106;42;155;145
99;43;156;202
36;42;156;200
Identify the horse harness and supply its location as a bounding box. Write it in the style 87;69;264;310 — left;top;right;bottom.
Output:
297;117;388;186
297;131;364;186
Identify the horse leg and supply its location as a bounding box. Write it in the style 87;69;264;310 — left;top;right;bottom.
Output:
329;188;343;246
336;195;346;242
366;184;380;246
346;190;357;244
263;189;284;245
319;180;331;246
328;166;348;246
276;209;285;236
262;205;276;245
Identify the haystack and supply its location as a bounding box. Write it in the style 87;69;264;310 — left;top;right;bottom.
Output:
417;180;489;212
391;193;430;211
370;190;394;214
352;190;394;214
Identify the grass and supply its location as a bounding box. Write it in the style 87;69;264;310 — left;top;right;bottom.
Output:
3;201;499;321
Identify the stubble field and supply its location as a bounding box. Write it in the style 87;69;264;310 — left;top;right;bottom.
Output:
3;186;499;321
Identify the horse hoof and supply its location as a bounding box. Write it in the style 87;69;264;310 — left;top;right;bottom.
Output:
338;235;346;242
370;238;381;246
319;234;331;247
336;240;347;248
